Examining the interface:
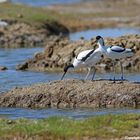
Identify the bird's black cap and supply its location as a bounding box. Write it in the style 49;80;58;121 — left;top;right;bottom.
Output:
96;36;102;40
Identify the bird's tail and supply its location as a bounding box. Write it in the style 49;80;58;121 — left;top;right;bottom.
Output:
125;49;134;57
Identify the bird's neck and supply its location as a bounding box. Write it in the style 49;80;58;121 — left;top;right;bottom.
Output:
64;64;74;72
98;42;107;53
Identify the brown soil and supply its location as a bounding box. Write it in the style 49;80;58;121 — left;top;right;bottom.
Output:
0;79;139;108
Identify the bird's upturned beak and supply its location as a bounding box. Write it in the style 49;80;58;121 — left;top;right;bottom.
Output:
61;71;66;80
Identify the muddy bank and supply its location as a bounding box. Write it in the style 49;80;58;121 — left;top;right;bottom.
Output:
16;34;140;72
0;79;139;108
0;20;69;47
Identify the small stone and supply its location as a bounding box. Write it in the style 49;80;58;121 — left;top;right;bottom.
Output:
0;66;8;71
80;36;85;40
16;62;28;70
0;20;8;27
17;14;23;18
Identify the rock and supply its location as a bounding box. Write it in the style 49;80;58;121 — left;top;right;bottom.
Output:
0;0;10;3
0;66;8;71
16;62;28;70
17;14;23;18
0;20;8;27
0;20;69;47
123;61;132;68
99;63;109;70
0;79;139;108
0;31;4;36
41;21;69;36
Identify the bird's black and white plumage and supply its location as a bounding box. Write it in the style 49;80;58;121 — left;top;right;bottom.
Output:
96;35;134;82
61;48;102;80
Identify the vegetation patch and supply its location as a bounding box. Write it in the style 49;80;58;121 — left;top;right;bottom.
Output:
1;0;139;32
0;3;69;47
0;114;139;140
0;2;80;31
0;3;56;27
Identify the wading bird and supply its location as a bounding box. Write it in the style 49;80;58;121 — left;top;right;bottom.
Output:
96;35;134;83
61;48;102;80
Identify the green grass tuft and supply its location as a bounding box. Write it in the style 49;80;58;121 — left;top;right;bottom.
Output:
0;3;57;27
0;114;139;139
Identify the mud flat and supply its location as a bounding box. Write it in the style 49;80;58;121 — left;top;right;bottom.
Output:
0;79;139;108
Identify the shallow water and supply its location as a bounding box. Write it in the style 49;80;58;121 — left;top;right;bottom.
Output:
11;0;87;7
0;107;140;120
0;28;140;119
0;47;140;119
1;28;140;92
70;28;140;41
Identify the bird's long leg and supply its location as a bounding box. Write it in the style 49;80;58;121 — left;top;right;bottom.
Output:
91;67;96;81
85;67;91;80
113;60;116;83
120;61;124;82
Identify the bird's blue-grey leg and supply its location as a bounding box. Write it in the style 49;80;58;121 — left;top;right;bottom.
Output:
113;60;116;83
85;67;91;80
120;61;124;82
91;67;96;81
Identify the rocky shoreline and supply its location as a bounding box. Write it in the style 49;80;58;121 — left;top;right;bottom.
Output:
0;0;140;48
16;34;140;72
0;79;139;108
0;1;140;111
0;20;69;47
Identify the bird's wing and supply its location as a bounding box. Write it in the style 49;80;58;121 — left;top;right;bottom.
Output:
110;45;125;52
80;49;95;61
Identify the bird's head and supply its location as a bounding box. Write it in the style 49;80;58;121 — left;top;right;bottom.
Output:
96;36;104;46
96;36;103;41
